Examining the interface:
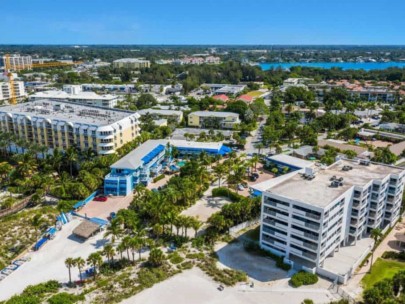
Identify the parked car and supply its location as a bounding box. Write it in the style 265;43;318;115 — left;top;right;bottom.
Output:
94;196;107;202
237;184;245;191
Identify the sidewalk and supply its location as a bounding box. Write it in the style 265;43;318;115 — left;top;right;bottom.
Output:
342;216;405;299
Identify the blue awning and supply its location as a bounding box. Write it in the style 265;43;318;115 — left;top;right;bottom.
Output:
90;217;109;226
73;201;86;209
141;144;165;164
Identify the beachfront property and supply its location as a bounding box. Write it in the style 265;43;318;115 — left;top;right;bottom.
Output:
258;157;405;283
104;139;231;196
188;111;240;129
29;85;119;108
0;100;140;155
137;108;184;123
112;58;151;69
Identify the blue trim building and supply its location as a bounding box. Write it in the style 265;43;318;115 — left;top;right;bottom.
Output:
104;139;231;196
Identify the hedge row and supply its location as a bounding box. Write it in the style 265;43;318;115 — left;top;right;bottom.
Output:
211;187;245;202
290;271;318;288
382;251;405;261
153;174;166;183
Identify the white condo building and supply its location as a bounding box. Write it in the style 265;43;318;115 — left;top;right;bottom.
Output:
29;85;118;108
259;158;405;283
0;81;27;103
1;55;33;71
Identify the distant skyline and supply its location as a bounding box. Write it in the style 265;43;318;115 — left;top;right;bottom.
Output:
2;0;405;45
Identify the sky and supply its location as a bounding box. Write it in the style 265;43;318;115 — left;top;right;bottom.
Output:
2;0;405;45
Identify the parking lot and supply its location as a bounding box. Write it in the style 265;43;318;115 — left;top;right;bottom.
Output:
77;194;133;220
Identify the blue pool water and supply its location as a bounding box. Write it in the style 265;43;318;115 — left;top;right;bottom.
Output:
260;62;405;71
177;161;186;167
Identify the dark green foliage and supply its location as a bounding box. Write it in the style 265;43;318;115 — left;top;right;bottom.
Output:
152;174;165;183
382;251;405;261
137;266;170;288
199;257;247;286
290;271;318;288
47;293;85;304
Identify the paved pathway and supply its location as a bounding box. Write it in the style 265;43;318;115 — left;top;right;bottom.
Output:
342;216;405;299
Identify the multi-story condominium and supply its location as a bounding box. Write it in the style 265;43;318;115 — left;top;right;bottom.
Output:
29;85;119;108
0;100;140;155
112;58;150;69
81;83;136;93
1;55;33;71
349;87;396;103
0;81;27;103
259;158;405;283
104;139;231;195
137;109;184;123
188;111;240;129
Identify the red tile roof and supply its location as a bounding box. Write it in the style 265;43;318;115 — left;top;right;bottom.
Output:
237;94;254;103
212;94;229;102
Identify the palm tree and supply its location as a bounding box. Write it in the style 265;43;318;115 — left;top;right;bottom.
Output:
104;218;123;243
87;252;103;279
213;164;226;188
191;217;202;238
74;257;85;281
128;237;142;261
102;244;116;264
251;154;260;172
121;236;132;260
117;242;126;260
65;257;75;285
369;228;383;273
65;147;78;177
31;214;44;240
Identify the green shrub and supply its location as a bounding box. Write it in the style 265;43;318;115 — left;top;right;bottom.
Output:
382;251;405;261
211;187;244;202
48;292;85;304
186;252;205;260
153;174;165;183
169;252;184;264
22;280;61;297
5;295;41;304
137;266;169;288
179;261;194;270
199;257;247;286
290;271;318;288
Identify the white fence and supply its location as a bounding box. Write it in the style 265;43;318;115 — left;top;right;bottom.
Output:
229;218;260;237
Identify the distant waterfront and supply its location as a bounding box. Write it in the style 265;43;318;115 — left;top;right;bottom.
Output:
260;62;405;71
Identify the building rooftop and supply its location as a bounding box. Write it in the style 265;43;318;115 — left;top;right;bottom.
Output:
113;58;150;63
267;159;403;209
189;111;239;118
137;108;183;116
30;90;117;101
0;100;136;126
110;139;227;170
268;154;315;169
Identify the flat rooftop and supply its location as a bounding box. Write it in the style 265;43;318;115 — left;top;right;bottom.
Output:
138;109;183;116
110;139;226;170
267;159;403;208
0;100;135;126
190;111;239;118
31;90;117;100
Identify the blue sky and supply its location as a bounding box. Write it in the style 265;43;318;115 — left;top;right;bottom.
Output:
2;0;405;45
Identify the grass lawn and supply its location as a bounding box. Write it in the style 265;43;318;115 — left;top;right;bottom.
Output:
361;258;405;289
246;91;263;98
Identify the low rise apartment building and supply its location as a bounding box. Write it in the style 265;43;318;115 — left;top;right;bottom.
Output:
188;111;240;129
0;100;140;155
137;108;183;123
112;58;150;69
0;81;27;103
29;85;119;108
259;158;405;283
104;139;231;195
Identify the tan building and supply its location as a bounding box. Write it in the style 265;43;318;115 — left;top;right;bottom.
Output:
188;111;240;129
112;58;150;69
0;100;140;155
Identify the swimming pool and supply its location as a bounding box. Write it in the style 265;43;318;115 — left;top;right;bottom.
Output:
177;161;186;167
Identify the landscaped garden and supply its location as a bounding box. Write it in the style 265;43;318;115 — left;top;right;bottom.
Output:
361;257;405;290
